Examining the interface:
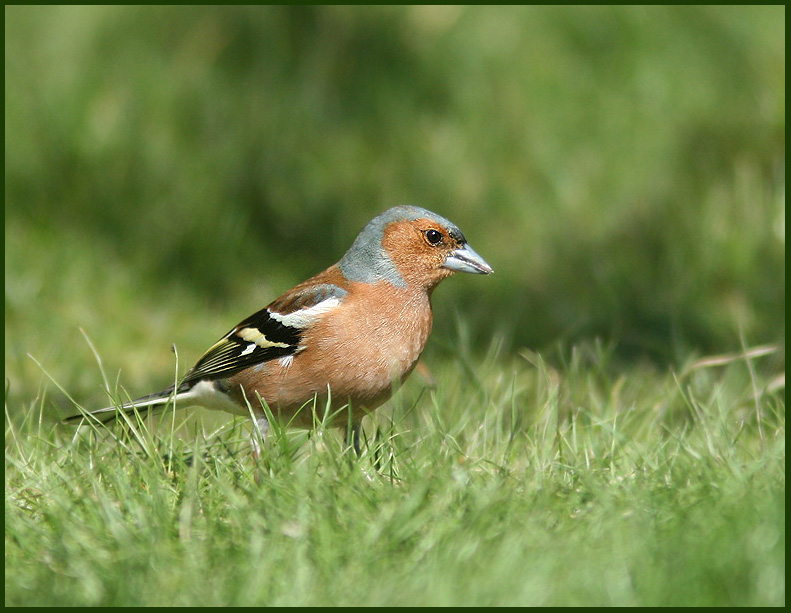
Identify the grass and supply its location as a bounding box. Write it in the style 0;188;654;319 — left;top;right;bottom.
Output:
5;5;784;607
5;341;784;606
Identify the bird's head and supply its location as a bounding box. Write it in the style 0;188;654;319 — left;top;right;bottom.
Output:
340;205;493;290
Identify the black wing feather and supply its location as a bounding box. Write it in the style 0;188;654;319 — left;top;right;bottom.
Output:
180;283;347;386
181;307;301;385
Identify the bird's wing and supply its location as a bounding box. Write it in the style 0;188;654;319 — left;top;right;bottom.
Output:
181;283;347;385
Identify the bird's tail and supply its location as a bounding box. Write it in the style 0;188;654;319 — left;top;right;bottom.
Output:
62;385;183;425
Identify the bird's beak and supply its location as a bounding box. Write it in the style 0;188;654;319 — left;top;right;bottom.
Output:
443;244;494;275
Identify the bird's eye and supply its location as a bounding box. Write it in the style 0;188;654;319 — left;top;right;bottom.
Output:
425;229;443;245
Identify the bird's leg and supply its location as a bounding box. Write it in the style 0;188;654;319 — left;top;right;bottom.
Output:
251;415;270;459
251;415;271;484
372;426;383;472
345;421;362;456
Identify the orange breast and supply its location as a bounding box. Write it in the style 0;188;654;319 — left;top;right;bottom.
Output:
227;281;433;427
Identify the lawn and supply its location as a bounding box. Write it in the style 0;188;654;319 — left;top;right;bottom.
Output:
6;343;784;606
5;6;784;607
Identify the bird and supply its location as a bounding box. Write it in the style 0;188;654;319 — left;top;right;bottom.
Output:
64;205;493;454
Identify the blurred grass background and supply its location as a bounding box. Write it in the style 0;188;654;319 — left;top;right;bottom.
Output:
5;5;785;413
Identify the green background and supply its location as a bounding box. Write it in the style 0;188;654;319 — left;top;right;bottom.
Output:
6;5;784;413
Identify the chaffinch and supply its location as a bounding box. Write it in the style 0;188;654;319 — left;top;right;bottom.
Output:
65;206;493;453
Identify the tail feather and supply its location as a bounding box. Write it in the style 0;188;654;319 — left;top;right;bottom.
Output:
63;385;178;425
